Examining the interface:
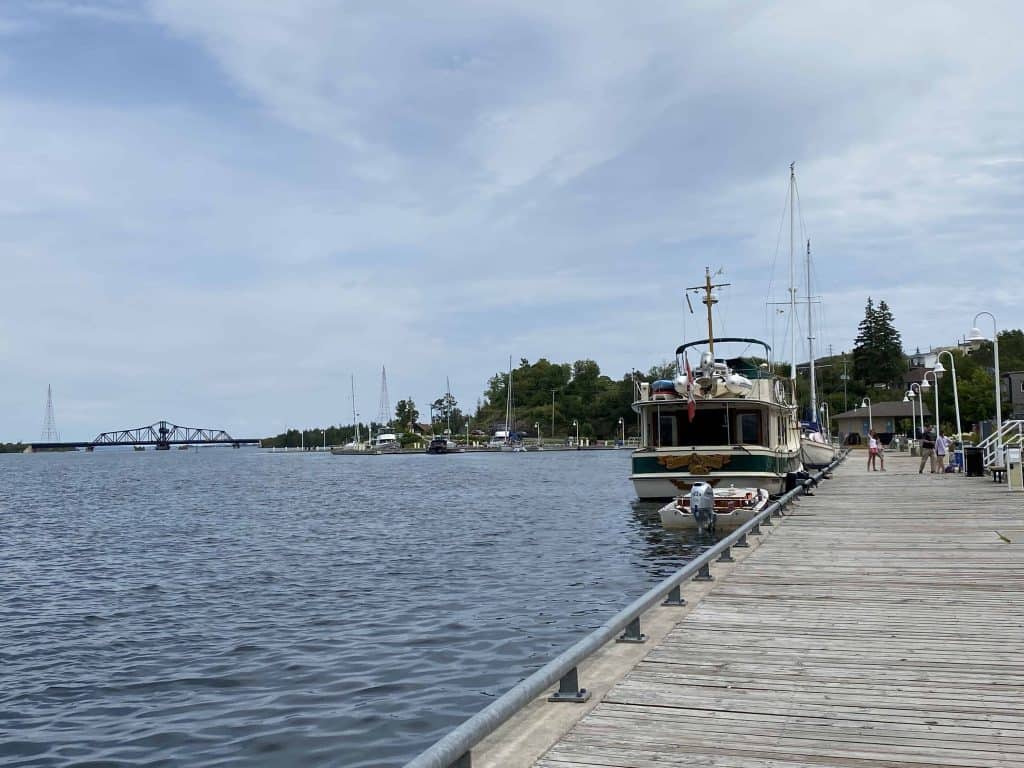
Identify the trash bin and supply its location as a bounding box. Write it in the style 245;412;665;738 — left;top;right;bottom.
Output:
964;446;984;477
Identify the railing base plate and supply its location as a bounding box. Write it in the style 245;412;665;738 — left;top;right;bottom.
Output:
548;688;591;703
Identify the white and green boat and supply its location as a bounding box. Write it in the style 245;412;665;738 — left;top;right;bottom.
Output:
629;270;803;500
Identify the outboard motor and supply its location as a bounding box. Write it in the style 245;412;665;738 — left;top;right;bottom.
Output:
690;482;716;533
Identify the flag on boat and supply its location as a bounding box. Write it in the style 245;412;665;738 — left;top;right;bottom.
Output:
685;354;696;422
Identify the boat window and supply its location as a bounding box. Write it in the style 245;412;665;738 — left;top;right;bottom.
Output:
674;409;729;446
657;414;675;447
735;411;764;445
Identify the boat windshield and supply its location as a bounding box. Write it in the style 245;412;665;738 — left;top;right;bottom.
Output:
651;407;766;447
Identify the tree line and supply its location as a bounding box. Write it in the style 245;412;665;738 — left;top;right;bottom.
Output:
263;297;1024;446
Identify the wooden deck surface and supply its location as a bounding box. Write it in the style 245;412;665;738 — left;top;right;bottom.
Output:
535;453;1024;767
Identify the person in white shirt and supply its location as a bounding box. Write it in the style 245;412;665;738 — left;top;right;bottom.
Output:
867;431;879;471
934;432;948;473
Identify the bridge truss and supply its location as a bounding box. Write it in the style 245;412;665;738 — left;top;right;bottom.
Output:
91;420;244;447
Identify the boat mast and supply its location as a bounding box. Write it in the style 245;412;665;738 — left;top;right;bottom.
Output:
505;356;512;442
806;239;818;425
351;374;360;444
789;163;797;401
686;267;729;358
446;376;452;435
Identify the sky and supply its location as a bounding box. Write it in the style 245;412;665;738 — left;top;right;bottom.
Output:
2;0;1022;441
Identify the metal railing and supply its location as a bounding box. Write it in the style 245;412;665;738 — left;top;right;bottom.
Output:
404;453;847;768
978;420;1024;468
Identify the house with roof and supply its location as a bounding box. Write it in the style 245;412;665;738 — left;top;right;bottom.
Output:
833;400;930;444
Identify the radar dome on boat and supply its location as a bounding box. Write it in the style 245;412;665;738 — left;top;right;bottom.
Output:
724;373;753;396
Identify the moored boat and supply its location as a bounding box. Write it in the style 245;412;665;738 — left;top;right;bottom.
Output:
426;434;459;454
658;484;770;532
629;269;803;500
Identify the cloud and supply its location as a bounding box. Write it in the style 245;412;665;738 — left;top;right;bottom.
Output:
1;1;1023;438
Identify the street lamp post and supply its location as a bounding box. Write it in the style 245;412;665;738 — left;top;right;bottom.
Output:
860;397;872;432
550;389;558;440
936;352;962;441
903;390;916;446
618;416;625;445
908;383;924;440
534;422;541;448
922;369;940;437
967;312;1002;461
572;419;579;447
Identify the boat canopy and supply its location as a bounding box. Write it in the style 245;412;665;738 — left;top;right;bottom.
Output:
675;337;771;357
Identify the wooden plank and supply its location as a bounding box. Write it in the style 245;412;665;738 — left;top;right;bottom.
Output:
529;454;1024;767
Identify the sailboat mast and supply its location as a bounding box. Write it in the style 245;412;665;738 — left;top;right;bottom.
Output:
788;163;797;400
446;376;452;434
505;356;512;439
806;239;818;424
351;374;360;444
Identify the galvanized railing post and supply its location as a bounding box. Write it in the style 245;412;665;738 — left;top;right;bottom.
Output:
617;617;647;644
547;666;591;703
694;562;714;581
718;546;734;563
662;585;686;606
734;532;749;548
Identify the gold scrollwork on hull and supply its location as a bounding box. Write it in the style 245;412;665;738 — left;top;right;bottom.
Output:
658;453;731;475
670;477;723;490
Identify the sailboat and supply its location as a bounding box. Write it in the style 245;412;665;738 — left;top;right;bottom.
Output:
782;165;837;469
500;358;526;452
426;378;460;454
628;268;803;499
333;375;379;454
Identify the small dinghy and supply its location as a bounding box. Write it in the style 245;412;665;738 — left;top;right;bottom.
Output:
658;482;770;533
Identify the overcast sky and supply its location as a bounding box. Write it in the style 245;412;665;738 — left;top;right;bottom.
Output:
2;1;1021;440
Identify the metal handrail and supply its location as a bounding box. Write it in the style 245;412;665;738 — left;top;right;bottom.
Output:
405;453;847;768
977;419;1024;467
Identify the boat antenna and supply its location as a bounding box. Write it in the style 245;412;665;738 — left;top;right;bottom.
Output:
686;266;730;357
789;162;797;401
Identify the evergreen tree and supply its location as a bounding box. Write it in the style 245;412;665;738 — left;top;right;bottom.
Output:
394;399;419;429
852;297;904;389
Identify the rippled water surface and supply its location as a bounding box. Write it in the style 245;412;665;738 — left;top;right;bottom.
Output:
1;449;707;767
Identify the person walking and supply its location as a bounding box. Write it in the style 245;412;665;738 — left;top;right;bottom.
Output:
919;424;936;474
934;431;948;473
867;430;879;471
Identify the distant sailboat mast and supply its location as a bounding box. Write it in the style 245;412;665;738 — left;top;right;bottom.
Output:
351;374;360;444
788;162;798;403
505;356;513;443
806;239;818;425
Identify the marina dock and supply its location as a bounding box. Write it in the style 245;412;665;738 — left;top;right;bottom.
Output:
471;453;1024;767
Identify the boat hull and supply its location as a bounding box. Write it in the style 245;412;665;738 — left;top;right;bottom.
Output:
800;437;836;469
658;489;770;531
630;449;801;500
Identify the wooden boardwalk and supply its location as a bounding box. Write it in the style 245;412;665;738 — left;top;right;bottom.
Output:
534;453;1024;767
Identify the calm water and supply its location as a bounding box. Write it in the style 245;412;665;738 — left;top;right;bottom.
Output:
1;449;706;767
